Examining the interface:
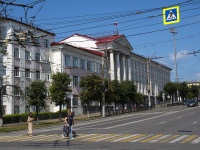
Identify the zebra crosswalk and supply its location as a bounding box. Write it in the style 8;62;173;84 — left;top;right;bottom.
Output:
75;133;200;144
0;133;200;144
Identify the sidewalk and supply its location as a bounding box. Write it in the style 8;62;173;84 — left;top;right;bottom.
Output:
3;104;174;127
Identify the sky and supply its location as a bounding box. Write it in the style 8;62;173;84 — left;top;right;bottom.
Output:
2;0;200;82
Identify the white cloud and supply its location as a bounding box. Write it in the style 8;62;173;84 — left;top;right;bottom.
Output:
169;50;190;61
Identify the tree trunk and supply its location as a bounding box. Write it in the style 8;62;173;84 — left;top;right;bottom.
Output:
59;104;62;122
129;102;132;112
122;103;125;114
36;106;39;124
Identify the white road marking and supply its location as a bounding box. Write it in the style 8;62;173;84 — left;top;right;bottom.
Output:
159;121;165;124
95;134;123;142
111;134;139;142
193;122;197;124
130;134;154;142
169;135;189;143
177;116;182;118
105;107;198;129
191;136;200;144
149;134;171;143
80;134;109;141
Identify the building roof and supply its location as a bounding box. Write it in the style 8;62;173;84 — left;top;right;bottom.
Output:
1;17;55;36
95;34;123;44
51;42;103;57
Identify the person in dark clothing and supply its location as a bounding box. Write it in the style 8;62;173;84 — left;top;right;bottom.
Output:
67;111;74;139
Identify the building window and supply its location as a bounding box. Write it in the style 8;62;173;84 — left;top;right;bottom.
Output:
14;67;19;77
73;76;79;86
36;71;40;80
25;51;30;60
35;53;40;62
25;105;30;113
14;105;19;114
73;95;78;106
25;69;30;78
87;61;92;71
14;88;21;96
2;86;6;96
44;39;49;48
3;66;6;75
14;46;19;58
73;57;78;67
65;55;70;66
80;59;85;70
35;38;40;44
46;74;50;81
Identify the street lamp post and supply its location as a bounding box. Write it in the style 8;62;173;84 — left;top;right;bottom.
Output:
147;58;151;109
101;50;105;118
170;28;178;82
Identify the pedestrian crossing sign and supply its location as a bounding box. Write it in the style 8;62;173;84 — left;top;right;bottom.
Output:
163;6;180;25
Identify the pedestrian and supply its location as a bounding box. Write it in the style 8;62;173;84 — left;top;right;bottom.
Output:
68;111;74;139
27;112;34;136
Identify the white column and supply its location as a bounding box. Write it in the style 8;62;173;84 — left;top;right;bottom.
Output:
122;54;126;81
116;53;120;81
128;58;131;80
110;51;115;80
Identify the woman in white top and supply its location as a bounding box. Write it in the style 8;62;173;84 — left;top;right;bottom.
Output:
27;113;34;136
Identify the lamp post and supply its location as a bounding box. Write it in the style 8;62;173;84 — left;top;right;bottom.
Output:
147;58;151;109
170;28;178;82
101;50;105;118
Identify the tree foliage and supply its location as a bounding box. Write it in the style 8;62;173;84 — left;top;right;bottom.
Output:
79;74;102;106
178;82;189;100
118;80;137;113
49;72;71;122
189;85;200;99
27;80;47;123
134;93;145;104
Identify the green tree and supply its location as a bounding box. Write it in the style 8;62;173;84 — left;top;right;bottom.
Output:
118;80;137;113
27;80;47;123
49;72;71;122
109;80;121;109
189;85;200;99
178;82;189;100
134;92;145;105
163;82;178;103
79;74;102;108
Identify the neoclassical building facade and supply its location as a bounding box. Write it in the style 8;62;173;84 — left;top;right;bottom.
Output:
51;34;171;113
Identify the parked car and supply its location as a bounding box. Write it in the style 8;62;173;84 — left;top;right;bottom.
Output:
186;100;198;107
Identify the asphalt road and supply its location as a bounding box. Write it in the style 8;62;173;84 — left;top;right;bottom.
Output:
1;105;200;150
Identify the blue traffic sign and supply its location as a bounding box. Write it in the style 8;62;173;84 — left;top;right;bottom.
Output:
163;6;180;25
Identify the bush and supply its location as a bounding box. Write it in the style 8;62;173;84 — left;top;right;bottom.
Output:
3;109;68;124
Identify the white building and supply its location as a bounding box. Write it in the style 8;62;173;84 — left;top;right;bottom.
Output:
0;17;55;114
0;17;171;115
51;33;172;113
